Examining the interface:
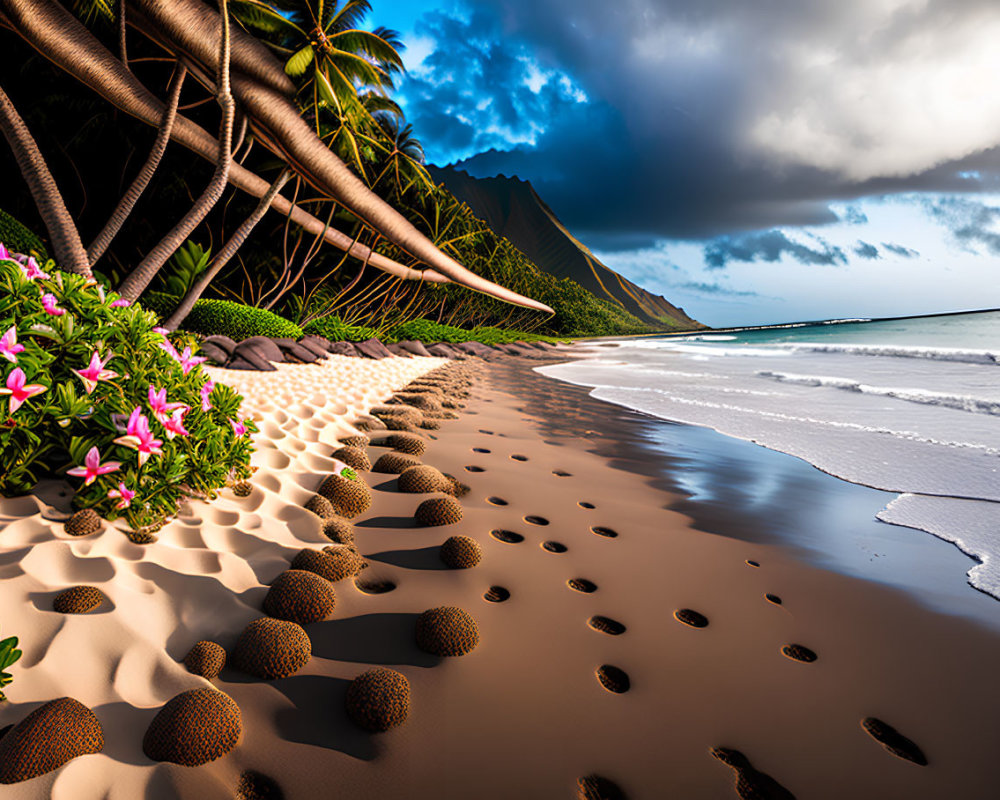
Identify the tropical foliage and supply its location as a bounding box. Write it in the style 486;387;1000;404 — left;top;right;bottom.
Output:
143;295;305;340
0;254;255;531
0;629;22;702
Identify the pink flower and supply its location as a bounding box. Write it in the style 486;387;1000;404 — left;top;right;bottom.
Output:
152;327;169;336
71;351;119;395
40;293;65;316
199;380;215;412
113;407;163;467
159;339;180;360
0;243;14;261
147;385;186;424
178;347;207;375
0;367;46;414
110;298;130;308
229;417;247;437
0;327;25;364
20;257;49;281
66;446;121;486
107;482;136;510
162;407;190;439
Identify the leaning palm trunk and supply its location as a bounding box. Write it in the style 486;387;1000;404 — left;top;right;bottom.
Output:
0;85;91;275
163;167;291;331
117;0;235;301
127;0;552;312
0;0;444;285
87;62;187;264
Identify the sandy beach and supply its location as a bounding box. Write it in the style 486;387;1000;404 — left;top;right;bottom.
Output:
1;350;999;798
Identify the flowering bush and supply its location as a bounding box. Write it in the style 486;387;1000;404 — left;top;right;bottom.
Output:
0;252;257;532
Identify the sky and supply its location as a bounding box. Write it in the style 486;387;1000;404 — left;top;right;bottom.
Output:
369;0;1000;327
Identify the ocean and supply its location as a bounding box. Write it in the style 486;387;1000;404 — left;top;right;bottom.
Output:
539;309;1000;602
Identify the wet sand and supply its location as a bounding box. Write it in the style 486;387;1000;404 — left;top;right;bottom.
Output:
3;354;1000;798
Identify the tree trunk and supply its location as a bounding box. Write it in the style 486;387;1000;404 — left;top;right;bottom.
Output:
116;0;233;301
162;167;290;331
118;0;128;69
0;85;91;275
0;0;448;285
87;62;186;264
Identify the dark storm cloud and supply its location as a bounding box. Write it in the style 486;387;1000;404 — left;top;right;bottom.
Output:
924;196;1000;255
854;241;881;259
703;230;847;269
402;0;1000;241
881;242;921;258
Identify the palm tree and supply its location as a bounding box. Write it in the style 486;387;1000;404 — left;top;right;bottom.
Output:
0;85;91;276
370;111;432;198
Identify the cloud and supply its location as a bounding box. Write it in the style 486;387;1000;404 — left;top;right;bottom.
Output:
923;196;1000;254
881;242;921;258
854;241;881;259
675;281;760;298
703;230;847;269
401;0;1000;241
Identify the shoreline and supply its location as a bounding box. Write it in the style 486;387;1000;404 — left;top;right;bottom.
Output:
1;352;998;797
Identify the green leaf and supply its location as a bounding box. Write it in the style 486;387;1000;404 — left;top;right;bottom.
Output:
285;44;315;78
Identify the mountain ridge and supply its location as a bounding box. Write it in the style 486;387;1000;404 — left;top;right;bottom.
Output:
428;165;703;330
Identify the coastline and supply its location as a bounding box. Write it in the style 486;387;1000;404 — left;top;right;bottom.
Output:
1;351;998;797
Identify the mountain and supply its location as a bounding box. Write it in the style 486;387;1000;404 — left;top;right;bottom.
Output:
428;165;703;330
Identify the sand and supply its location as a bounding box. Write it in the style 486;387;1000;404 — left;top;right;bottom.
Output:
2;351;1000;798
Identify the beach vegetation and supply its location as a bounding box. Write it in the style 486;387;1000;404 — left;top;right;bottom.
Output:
0;255;255;532
0;630;23;701
142;294;304;341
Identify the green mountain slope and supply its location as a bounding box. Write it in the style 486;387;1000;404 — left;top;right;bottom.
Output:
428;165;703;330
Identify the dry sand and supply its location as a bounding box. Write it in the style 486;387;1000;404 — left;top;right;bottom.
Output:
2;352;999;798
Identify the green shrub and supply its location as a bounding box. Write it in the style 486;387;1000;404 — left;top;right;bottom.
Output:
0;208;48;262
303;315;378;342
142;295;304;340
0;259;256;531
385;319;563;345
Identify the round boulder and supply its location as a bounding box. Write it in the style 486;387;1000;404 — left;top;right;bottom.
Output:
304;494;336;519
142;688;241;766
322;515;355;546
64;509;101;537
374;432;426;456
346;668;410;732
232;617;311;679
440;536;482;569
414;497;463;527
317;474;372;518
0;697;104;783
53;586;106;614
397;465;450;494
415;607;480;657
263;570;336;625
331;446;371;472
372;452;421;474
184;640;227;679
291;547;364;583
235;770;284;799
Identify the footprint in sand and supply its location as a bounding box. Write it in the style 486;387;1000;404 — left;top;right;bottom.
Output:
484;586;511;603
591;526;618;539
861;718;928;766
510;454;529;462
465;465;485;473
588;616;626;636
674;609;709;628
487;496;508;506
579;501;596;509
541;541;567;553
711;748;796;800
479;429;494;435
781;644;817;663
553;470;572;477
473;447;491;454
490;529;524;544
596;664;630;694
354;577;397;594
746;559;761;568
524;515;549;526
568;578;598;593
765;594;782;605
